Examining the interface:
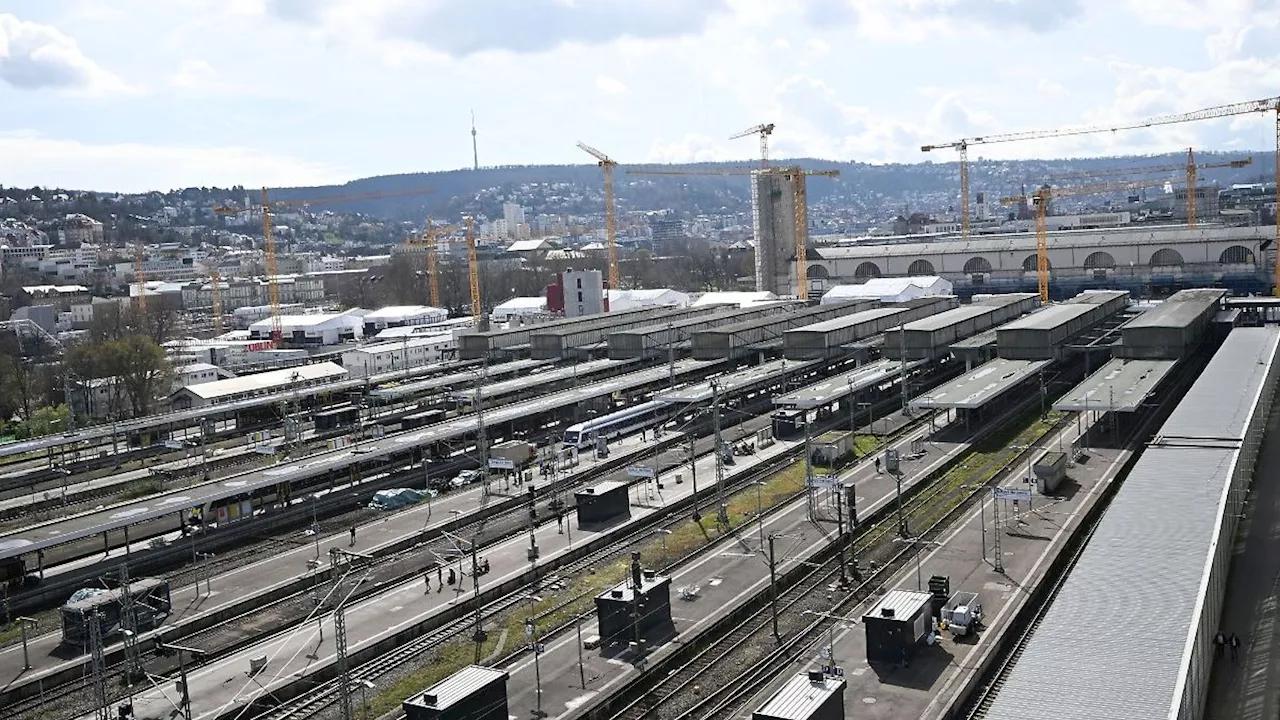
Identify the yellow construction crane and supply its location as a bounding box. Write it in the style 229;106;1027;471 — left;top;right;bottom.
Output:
210;270;225;334
133;242;147;313
1045;152;1252;227
729;123;776;168
576;142;621;292
406;221;459;307
922;96;1280;273
464;215;481;324
627;165;839;299
214;185;434;344
1000;179;1161;303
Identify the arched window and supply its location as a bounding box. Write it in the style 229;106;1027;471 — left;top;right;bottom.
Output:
808;264;830;279
1083;251;1116;269
1021;255;1051;271
1150;248;1184;266
854;261;881;279
963;256;992;274
907;259;936;275
1219;245;1255;264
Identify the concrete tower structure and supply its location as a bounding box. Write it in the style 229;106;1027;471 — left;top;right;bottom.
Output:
752;168;800;296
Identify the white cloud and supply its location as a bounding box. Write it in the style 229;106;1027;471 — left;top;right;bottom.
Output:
169;59;217;88
0;131;346;192
0;13;132;94
596;74;629;96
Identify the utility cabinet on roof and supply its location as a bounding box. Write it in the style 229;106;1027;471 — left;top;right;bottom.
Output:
862;589;933;666
575;480;630;528
752;671;846;720
402;665;508;720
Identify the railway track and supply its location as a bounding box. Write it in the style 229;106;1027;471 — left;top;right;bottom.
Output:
600;387;1069;720
4;404;791;720
234;400;939;720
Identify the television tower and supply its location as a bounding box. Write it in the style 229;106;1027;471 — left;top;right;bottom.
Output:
471;110;479;171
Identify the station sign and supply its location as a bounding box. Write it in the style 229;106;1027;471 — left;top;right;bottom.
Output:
808;475;840;490
163;439;185;450
626;466;655;479
993;487;1032;502
488;458;516;470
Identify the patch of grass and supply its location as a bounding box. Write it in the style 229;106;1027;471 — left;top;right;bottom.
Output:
855;434;880;456
365;459;815;713
120;479;165;500
0;624;23;645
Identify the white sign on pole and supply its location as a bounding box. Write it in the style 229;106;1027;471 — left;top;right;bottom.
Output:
993;487;1032;502
626;466;655;479
488;458;516;470
808;475;839;490
164;439;185;450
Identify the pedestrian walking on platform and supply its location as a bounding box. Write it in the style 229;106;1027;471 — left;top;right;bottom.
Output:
1215;632;1226;658
1230;633;1241;661
424;571;431;594
349;525;357;546
556;511;564;534
437;566;443;592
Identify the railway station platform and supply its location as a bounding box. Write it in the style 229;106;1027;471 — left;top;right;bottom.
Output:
116;416;815;720
484;404;1039;720
657;358;822;405
0;429;666;694
740;416;1130;720
910;358;1049;411
0;359;727;569
1052;357;1176;413
1202;409;1280;720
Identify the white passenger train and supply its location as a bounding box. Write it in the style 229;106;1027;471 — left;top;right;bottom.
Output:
562;400;675;449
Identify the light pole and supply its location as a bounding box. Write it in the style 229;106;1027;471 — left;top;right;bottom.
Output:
858;401;874;441
311;493;322;560
524;594;545;718
16;616;37;671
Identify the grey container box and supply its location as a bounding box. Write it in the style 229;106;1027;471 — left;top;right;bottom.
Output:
1033;450;1068;494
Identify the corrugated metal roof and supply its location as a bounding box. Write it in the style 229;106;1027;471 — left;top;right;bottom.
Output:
863;589;932;622
787;306;905;334
901;304;993;332
1052;358;1177;413
1161;326;1279;441
755;673;844;720
1122;289;1224;330
910;358;1049;410
180;362;348;400
982;327;1280;720
413;665;507;710
999;303;1094;331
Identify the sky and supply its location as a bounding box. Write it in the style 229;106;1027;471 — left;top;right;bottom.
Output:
1;0;1278;192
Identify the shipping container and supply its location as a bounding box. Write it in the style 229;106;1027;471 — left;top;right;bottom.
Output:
314;404;360;433
575;480;631;527
862;589;933;666
402;665;510;720
594;569;673;647
60;578;172;647
401;408;447;431
753;672;846;720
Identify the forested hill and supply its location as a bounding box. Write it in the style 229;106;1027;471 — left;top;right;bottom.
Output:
3;151;1273;225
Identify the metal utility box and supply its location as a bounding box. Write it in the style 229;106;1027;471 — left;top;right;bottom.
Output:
402;665;509;720
862;590;933;666
752;671;846;720
812;431;856;465
594;566;673;648
772;408;810;440
490;440;536;467
1033;451;1068;494
574;480;631;528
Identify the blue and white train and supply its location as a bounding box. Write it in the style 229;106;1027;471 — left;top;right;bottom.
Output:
562;400;675;449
